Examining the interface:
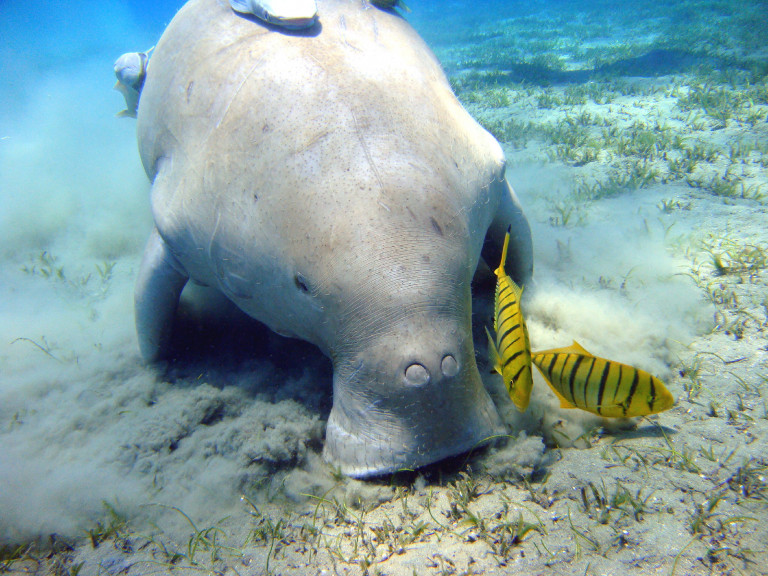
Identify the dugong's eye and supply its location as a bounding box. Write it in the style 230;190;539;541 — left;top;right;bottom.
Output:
294;273;310;293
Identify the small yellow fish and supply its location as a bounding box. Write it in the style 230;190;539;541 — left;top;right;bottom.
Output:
486;227;534;412
531;341;675;418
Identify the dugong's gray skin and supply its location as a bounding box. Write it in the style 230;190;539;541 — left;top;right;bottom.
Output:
134;0;533;478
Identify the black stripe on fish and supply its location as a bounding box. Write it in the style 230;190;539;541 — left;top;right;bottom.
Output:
497;311;521;332
579;357;590;409
500;333;523;351
553;354;570;401
597;360;610;412
623;369;640;416
545;353;558;378
590;358;605;414
497;281;515;297
512;363;527;383
503;348;525;369
498;322;522;346
497;297;517;318
649;376;657;411
582;356;596;412
497;316;525;344
500;338;523;360
568;355;584;407
613;363;623;405
498;283;514;299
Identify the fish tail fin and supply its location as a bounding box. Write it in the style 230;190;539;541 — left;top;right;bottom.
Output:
485;327;502;375
494;225;511;278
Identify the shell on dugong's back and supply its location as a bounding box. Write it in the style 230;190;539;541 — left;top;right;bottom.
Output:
134;0;533;477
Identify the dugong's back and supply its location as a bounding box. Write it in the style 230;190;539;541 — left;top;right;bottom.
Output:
137;0;504;278
139;0;495;173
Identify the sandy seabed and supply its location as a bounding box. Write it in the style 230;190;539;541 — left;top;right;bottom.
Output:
1;0;767;575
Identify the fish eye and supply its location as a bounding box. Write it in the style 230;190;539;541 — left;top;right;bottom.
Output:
294;273;310;293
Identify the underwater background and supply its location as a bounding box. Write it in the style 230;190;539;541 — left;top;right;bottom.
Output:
1;0;767;574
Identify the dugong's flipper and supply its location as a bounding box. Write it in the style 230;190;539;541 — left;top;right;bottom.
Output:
229;0;318;29
135;227;189;361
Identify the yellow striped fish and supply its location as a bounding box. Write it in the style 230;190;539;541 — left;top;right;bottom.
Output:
531;341;674;418
485;227;534;412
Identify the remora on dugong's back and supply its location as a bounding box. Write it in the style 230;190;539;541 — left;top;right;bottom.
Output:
134;0;533;478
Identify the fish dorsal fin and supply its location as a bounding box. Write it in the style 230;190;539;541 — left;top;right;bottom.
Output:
512;278;524;299
533;340;594;357
568;340;592;355
494;226;511;279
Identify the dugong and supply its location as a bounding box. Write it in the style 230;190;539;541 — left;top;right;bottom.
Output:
134;0;533;477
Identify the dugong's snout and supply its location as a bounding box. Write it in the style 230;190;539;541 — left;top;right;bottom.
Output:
323;323;506;478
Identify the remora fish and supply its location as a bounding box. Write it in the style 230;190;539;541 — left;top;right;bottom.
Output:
485;227;534;412
114;49;152;118
229;0;318;30
531;341;675;418
370;0;410;12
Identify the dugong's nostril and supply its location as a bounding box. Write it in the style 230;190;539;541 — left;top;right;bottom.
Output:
404;363;430;386
441;354;459;377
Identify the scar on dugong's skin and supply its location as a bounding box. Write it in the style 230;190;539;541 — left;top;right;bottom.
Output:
133;0;533;478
